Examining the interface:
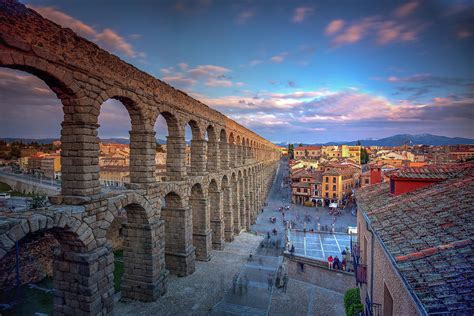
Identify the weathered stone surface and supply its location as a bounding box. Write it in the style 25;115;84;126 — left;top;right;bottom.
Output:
0;1;281;315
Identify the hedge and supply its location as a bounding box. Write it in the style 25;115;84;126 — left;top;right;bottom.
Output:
344;288;362;316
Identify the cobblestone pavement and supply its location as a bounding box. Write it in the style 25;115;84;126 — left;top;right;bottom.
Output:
115;232;263;315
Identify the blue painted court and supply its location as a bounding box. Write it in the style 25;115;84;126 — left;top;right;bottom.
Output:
288;230;356;261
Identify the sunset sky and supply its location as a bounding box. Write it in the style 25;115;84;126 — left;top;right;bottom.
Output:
1;0;473;143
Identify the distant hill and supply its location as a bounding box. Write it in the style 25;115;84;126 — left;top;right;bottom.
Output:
1;137;173;145
276;134;474;147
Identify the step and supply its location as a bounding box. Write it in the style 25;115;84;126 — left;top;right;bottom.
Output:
211;301;267;316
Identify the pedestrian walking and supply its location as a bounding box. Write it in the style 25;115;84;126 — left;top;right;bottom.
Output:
282;274;289;293
267;275;273;292
232;273;238;294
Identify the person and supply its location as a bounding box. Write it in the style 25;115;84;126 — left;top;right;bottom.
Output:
342;258;347;271
267;231;271;239
267;275;273;292
232;273;238;293
282;274;289;293
249;251;253;261
327;255;334;270
334;256;340;270
299;262;305;273
290;244;295;257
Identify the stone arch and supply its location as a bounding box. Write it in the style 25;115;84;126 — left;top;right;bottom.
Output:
236;135;243;165
206;125;219;172
0;212;113;314
186;119;206;174
219;129;229;170
159;111;186;181
221;175;233;242
190;183;211;261
209;179;224;250
231;172;240;234
162;191;195;276
0;58;99;197
229;132;237;168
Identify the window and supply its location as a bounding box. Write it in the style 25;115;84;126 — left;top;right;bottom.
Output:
332;193;336;198
325;185;328;190
325;177;329;182
390;179;395;194
333;177;336;183
365;178;369;184
333;185;336;191
325;192;328;198
383;283;393;316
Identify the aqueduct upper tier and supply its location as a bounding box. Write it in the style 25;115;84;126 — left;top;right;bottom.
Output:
0;1;281;315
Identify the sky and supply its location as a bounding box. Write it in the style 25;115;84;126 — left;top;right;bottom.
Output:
1;0;473;143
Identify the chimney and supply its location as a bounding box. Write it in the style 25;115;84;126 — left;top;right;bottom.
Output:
370;166;382;184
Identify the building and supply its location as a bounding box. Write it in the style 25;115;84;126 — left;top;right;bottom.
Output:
355;163;474;315
290;169;322;205
342;145;361;164
27;153;61;179
277;146;289;156
386;164;466;196
321;167;358;204
322;146;341;158
100;166;130;187
294;146;322;160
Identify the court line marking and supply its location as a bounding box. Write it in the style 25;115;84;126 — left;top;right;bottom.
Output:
333;234;342;254
318;235;325;258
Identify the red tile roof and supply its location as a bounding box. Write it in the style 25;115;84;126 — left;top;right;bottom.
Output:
387;163;468;180
294;146;322;151
356;163;474;314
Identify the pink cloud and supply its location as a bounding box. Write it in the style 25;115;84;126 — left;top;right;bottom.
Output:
270;52;288;63
162;75;196;87
325;19;345;35
457;29;473;39
187;65;231;78
236;9;255;24
332;18;376;46
292;7;314;23
27;5;140;58
205;78;233;87
393;1;420;18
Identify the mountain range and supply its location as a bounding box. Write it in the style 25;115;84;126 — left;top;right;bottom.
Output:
276;134;474;147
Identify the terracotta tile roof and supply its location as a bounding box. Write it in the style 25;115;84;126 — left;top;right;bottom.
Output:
356;164;474;315
387;163;468;180
295;146;322;151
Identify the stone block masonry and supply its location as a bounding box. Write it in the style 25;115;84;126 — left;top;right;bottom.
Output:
0;1;281;314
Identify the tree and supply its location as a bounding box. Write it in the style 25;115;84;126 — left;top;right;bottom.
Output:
30;194;48;209
361;147;369;164
288;144;294;159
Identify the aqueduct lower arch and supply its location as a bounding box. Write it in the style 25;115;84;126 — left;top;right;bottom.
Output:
0;1;281;315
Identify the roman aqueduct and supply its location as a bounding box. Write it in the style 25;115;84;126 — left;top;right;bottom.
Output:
0;1;281;314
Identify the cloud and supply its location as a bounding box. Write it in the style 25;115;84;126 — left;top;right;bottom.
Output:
325;19;345;35
187;65;231;78
205;78;233;87
248;59;263;67
292;7;314;23
270;52;288;63
393;1;420;18
329;15;428;47
162;75;197;87
236;9;255;24
28;5;141;58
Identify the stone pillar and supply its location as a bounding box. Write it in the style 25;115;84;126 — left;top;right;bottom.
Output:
236;145;243;166
190;139;207;175
53;245;114;315
232;180;241;234
162;206;195;276
192;196;212;261
207;140;220;172
210;190;225;250
60;122;101;197
229;143;236;168
223;186;234;242
121;219;168;301
239;177;246;230
166;135;186;181
220;141;229;170
129;130;156;186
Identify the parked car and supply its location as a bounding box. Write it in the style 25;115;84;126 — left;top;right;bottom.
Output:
0;193;11;199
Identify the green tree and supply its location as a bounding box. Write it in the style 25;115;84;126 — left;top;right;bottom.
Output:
30;194;48;209
361;147;369;164
288;144;294;159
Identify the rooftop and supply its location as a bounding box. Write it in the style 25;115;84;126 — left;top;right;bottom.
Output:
356;163;474;315
387;163;468;180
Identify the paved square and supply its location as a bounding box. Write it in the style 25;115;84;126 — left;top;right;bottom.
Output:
288;231;356;261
